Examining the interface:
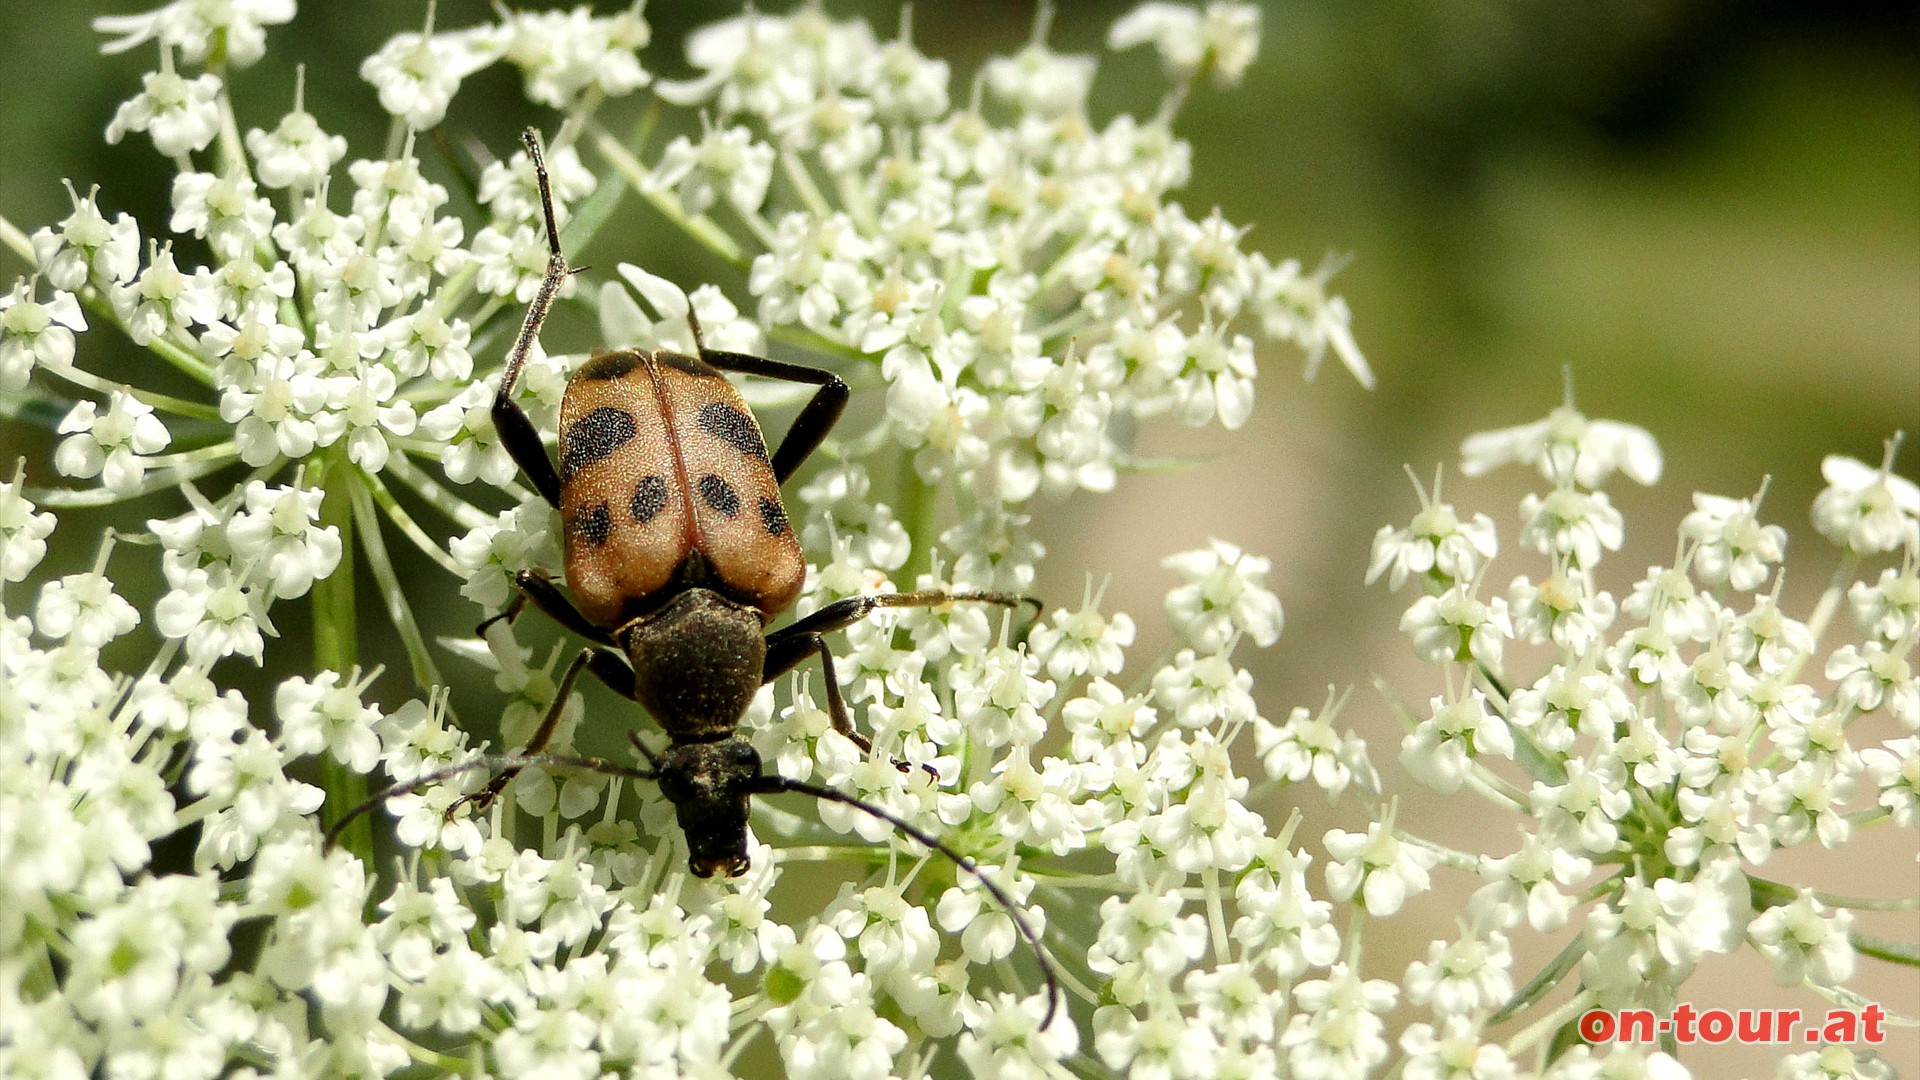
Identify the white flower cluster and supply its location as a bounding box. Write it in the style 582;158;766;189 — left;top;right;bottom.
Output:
1341;406;1915;1077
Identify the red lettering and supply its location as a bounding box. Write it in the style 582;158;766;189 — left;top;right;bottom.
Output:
1671;1003;1697;1043
1579;1009;1615;1043
1697;1009;1733;1044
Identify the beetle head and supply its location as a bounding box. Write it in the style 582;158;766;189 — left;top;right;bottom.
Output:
655;738;763;877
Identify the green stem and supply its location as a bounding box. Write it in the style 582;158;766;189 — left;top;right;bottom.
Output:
896;463;934;584
312;449;372;862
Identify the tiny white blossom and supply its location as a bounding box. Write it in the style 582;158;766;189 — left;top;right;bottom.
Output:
1109;2;1263;87
1748;890;1855;987
32;183;142;290
1323;815;1438;917
1811;451;1920;555
1461;405;1662;488
0;280;86;391
1681;491;1787;590
247;102;349;190
54;392;172;494
359;25;501;130
0;471;56;582
94;0;295;67
104;61;225;158
1162;538;1283;651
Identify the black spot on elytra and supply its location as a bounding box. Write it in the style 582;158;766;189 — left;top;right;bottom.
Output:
759;497;789;537
572;352;641;381
698;473;740;517
631;475;668;523
576;502;612;545
561;407;636;479
698;401;766;458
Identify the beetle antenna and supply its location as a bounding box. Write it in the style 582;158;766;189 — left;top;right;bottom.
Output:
322;751;654;852
752;774;1065;1030
520;128;562;260
496;128;572;413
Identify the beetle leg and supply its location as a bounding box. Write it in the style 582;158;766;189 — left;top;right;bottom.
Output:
474;589;528;638
766;589;1041;646
760;590;1041;777
695;347;849;484
508;568;618;647
763;630;924;775
450;644;634;816
491;128;571;508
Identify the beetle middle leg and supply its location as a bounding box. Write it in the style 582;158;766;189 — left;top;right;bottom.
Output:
451;644;636;815
762;590;1040;772
478;568;617;647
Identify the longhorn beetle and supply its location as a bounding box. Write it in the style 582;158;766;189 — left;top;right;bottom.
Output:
330;129;1060;1023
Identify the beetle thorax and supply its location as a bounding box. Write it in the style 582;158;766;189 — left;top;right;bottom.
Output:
619;589;767;742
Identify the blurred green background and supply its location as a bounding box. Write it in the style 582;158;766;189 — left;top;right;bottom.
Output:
3;1;1914;1075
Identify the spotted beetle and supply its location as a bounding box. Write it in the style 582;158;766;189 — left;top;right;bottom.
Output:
328;129;1060;1020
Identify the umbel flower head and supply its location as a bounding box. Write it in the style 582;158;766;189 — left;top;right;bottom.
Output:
3;3;1913;1080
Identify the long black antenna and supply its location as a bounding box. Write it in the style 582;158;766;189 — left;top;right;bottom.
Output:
323;752;654;852
322;753;1066;1029
754;774;1064;1029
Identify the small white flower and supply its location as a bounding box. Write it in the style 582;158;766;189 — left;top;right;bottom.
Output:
500;5;651;109
35;569;141;649
1162;538;1284;651
1461;405;1662;488
1281;963;1399;1080
1109;2;1263;87
1470;830;1591;933
1681;491;1787;590
111;241;199;345
1323;816;1438;917
1253;253;1374;387
1748;890;1855;987
0;279;86;391
104;61;225;158
275;669;383;773
1401;691;1513;794
1849;565;1920;643
1860;736;1919;827
1252;702;1375;798
247;103;349;190
1367;490;1499;592
1403;929;1513;1017
360;25;502;130
54;391;172;494
0;471;57;582
1400;584;1512;667
155;562;273;664
1519;487;1625;569
94;0;295;68
32;182;142;290
1811;451;1920;555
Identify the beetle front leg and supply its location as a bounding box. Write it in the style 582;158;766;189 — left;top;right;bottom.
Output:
450;645;635;816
